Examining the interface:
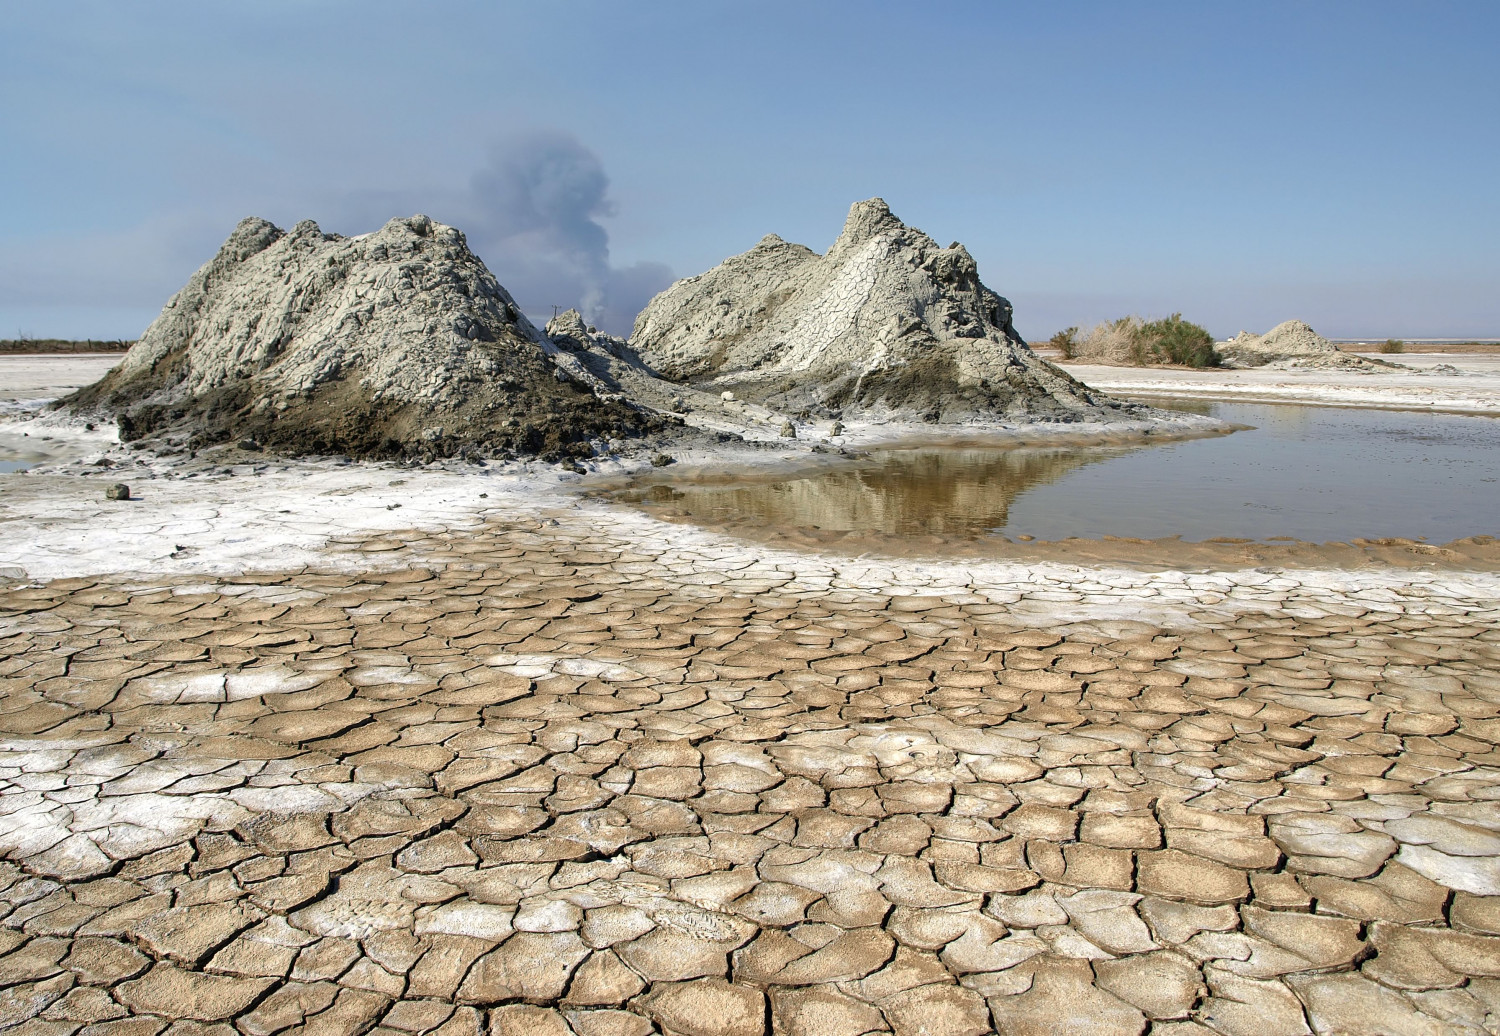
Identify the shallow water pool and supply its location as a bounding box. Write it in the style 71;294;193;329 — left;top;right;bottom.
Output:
616;402;1500;543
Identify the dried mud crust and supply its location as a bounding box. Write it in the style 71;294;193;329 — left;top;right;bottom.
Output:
2;521;1500;1035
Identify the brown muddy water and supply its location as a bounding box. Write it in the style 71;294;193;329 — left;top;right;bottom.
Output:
611;402;1500;544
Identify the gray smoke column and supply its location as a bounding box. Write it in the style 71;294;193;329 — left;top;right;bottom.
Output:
464;130;672;336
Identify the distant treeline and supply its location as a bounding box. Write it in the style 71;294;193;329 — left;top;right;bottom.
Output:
0;339;134;354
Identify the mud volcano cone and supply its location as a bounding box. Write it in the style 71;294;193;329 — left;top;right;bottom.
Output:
631;198;1133;425
61;215;662;462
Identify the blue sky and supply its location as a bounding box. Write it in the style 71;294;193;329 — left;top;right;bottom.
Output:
2;1;1496;340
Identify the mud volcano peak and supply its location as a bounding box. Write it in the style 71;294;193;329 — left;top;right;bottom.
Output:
632;197;1126;424
63;214;661;461
826;196;908;256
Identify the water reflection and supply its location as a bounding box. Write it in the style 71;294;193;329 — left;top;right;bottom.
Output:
619;445;1123;536
613;402;1500;544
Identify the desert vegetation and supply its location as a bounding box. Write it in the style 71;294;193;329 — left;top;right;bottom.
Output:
1048;326;1080;359
1380;338;1406;353
1052;313;1219;367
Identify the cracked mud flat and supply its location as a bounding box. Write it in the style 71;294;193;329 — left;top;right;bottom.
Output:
3;497;1500;1036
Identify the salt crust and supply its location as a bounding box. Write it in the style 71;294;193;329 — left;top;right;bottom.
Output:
2;416;1496;635
1060;359;1500;414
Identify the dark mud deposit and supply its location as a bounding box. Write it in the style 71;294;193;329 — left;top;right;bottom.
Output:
77;362;671;464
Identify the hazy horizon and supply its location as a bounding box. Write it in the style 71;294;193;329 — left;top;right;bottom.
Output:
3;2;1496;343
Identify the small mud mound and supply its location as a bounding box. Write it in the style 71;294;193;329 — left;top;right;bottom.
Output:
1219;320;1403;371
60;215;667;462
1227;319;1336;356
631;199;1137;425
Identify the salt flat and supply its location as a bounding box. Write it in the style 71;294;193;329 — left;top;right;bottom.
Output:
0;353;124;404
1058;353;1500;415
2;355;1499;1035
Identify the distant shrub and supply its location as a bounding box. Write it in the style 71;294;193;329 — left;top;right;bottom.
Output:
1048;327;1080;359
1070;317;1143;365
1138;313;1219;367
1068;314;1217;367
1380;338;1405;354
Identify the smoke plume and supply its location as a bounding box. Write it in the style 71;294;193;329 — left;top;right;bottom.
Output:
461;130;673;336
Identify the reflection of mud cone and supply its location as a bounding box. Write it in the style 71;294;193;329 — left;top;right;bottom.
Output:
628;443;1132;538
